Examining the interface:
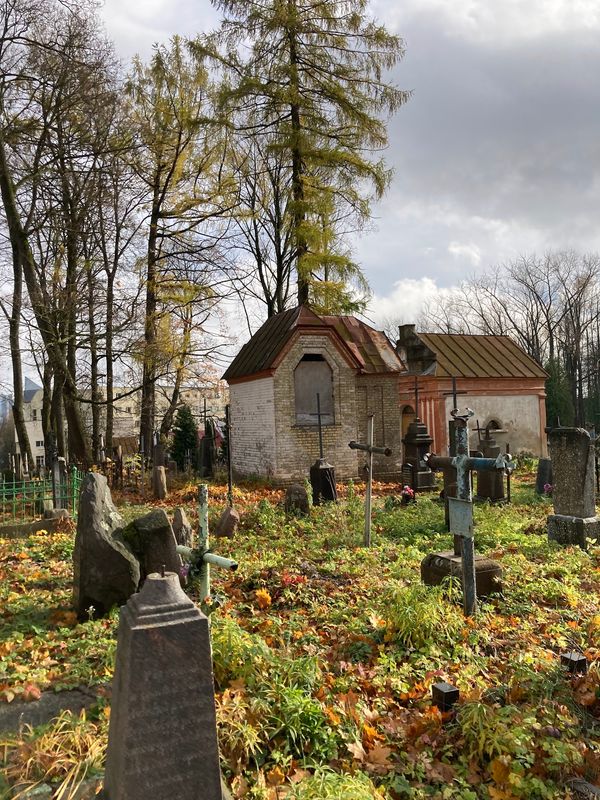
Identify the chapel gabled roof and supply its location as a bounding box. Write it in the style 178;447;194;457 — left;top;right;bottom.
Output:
223;306;403;381
417;332;548;379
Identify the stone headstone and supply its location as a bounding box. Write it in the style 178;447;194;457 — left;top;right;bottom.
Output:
172;508;194;548
284;483;310;516
535;457;553;494
548;428;600;548
214;506;240;538
73;474;140;620
475;434;505;502
102;572;223;800
152;466;168;500
125;509;182;585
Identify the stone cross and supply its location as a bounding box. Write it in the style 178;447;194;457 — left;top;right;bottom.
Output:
349;414;392;546
102;572;223;800
547;427;600;548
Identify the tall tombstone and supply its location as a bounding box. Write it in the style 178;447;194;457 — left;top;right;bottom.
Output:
102;572;223;800
547;427;600;548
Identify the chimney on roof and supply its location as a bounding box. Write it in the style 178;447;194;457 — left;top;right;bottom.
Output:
395;324;436;374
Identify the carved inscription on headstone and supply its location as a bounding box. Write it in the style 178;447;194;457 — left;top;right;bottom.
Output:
102;572;222;800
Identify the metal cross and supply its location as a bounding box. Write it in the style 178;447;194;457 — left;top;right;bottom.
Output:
349;415;392;547
425;408;514;616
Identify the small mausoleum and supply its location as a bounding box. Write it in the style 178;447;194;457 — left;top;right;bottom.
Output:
223;306;404;483
396;325;548;458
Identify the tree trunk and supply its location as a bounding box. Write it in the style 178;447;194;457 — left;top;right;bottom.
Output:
41;360;53;470
287;2;309;306
0;129;91;464
140;180;160;457
9;251;34;470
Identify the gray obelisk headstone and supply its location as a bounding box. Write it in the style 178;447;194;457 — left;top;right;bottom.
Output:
548;427;600;548
102;572;222;800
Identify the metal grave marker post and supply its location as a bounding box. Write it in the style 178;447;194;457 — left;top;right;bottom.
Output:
349;414;392;546
423;408;514;615
176;484;238;615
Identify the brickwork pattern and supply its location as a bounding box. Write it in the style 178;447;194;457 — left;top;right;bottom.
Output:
229;377;277;477
356;375;403;478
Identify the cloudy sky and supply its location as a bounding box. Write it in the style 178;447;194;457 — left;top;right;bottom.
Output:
100;0;600;327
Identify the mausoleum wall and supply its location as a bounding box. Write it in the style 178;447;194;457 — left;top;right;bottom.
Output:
273;333;359;481
229;376;277;478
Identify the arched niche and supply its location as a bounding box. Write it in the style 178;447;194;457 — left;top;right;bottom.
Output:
294;354;334;425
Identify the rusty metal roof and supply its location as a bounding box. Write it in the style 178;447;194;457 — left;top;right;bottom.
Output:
417;332;548;379
223;307;403;381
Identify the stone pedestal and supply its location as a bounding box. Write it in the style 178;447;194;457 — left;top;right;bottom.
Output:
401;418;437;491
102;573;223;800
547;514;600;549
309;458;337;505
421;550;502;597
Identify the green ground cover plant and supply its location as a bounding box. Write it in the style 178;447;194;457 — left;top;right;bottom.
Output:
0;474;598;799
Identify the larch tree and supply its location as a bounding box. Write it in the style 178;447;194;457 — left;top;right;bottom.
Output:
209;0;409;309
126;36;235;456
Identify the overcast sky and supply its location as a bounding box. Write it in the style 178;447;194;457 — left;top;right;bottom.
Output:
100;0;600;328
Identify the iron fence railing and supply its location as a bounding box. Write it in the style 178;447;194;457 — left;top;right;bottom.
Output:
0;466;82;525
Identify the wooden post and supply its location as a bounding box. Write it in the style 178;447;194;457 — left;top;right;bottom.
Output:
198;484;210;606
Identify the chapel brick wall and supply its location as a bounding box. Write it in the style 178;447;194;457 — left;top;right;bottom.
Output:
273;335;360;481
229;377;277;478
356;375;403;478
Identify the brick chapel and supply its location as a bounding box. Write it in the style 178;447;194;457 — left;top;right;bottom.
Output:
223;308;548;483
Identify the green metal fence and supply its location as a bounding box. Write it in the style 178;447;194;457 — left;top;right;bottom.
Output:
0;466;83;525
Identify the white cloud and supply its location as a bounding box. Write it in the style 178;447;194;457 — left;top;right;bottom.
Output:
367;277;461;330
448;241;481;266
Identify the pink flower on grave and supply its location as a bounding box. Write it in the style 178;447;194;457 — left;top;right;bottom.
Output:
401;485;415;499
543;483;553;496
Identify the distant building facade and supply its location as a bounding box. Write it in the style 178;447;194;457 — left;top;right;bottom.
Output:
14;377;229;465
396;325;548;458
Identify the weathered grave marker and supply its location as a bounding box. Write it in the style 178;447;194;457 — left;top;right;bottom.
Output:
475;423;506;503
152;465;167;500
101;572;223;800
423;408;513;615
73;473;139;620
401;376;437;491
547;427;600;548
349;414;392;546
284;483;310;516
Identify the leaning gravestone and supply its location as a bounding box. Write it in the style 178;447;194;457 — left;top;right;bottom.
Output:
152;465;168;500
73;474;140;620
101;572;223;800
548;428;600;549
214;506;240;539
172;507;194;548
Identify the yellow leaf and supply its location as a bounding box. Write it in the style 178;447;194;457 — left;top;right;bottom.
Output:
266;766;286;786
255;589;272;610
